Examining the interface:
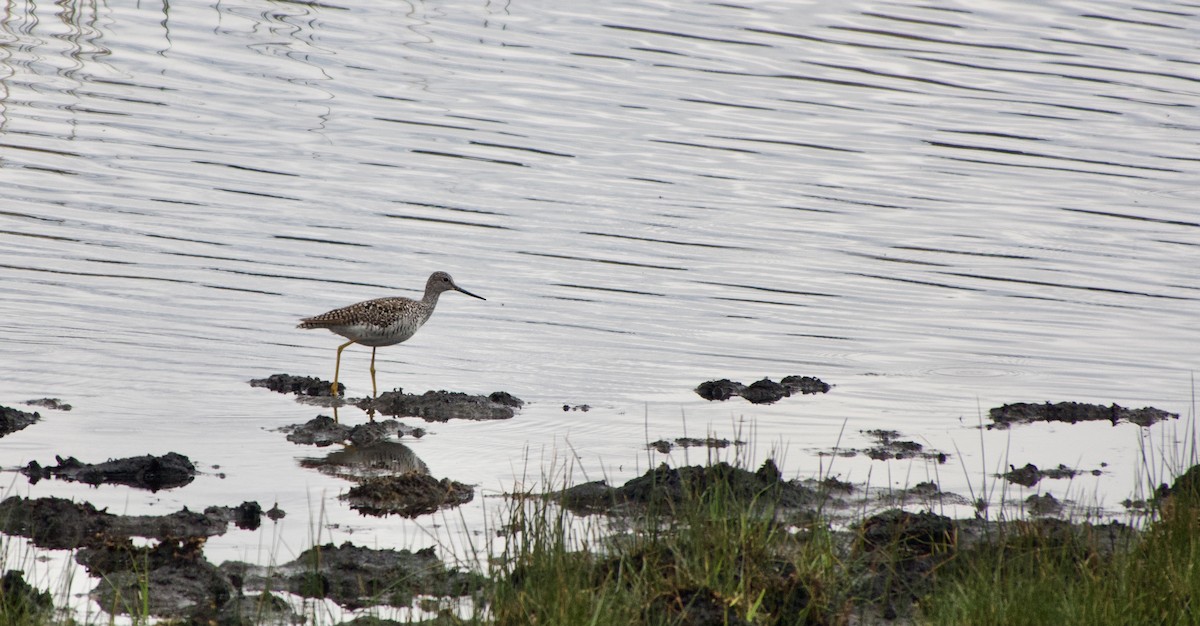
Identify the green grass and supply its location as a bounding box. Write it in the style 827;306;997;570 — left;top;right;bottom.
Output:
919;468;1200;626
483;463;855;626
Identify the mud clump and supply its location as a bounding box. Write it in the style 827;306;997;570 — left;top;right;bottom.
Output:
341;474;475;518
694;379;744;401
0;497;111;550
250;373;342;396
0;404;41;437
988;401;1177;429
361;389;523;422
556;460;820;515
1003;463;1042;487
232;501;264;531
817;476;856;494
1001;463;1086;487
695;375;830;404
1150;464;1200;511
280;415;350;445
1026;493;1063;516
22;452;196;491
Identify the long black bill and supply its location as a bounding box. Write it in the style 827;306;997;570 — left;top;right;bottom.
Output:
455;285;486;300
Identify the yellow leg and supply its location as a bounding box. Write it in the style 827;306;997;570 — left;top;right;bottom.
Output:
332;340;354;397
370;347;378;398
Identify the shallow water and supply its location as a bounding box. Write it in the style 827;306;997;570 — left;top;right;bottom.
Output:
1;0;1198;617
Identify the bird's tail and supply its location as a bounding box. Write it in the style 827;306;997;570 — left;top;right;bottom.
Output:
297;317;333;329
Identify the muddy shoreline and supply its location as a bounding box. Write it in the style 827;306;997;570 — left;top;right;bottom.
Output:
0;382;1184;623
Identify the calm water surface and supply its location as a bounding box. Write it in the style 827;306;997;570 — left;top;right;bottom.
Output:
1;0;1198;617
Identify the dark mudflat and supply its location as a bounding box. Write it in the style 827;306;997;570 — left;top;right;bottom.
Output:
696;375;830;404
361;389;523;422
989;401;1177;429
21;452;195;491
0;496;292;622
0;496;274;550
0;405;40;438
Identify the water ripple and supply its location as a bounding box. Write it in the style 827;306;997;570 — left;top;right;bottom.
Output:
1;0;1198;588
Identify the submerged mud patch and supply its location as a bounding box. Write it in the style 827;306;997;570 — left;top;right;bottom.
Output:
286;422;473;519
300;441;429;480
695;375;830;404
988;401;1177;429
361;389;523;422
21;452;196;491
0;404;41;438
849;429;949;463
279;416;426;447
647;436;744;454
225;542;483;610
24;398;71;411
